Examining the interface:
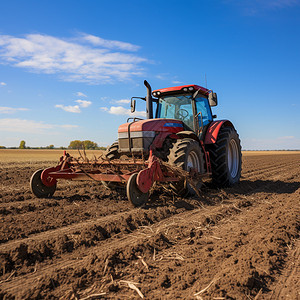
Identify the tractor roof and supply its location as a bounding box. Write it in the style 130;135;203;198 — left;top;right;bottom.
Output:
152;84;210;97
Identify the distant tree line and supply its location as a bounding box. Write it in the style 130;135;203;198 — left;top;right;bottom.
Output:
0;140;107;150
68;140;99;150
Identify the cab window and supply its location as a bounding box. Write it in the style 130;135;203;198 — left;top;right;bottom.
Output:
195;96;212;127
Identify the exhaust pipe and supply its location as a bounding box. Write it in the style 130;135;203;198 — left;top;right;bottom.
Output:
144;80;153;119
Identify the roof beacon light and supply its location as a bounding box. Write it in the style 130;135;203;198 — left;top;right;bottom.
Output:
183;87;188;92
188;87;194;91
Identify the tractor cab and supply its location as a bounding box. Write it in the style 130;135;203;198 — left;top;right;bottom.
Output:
124;82;219;155
152;84;217;138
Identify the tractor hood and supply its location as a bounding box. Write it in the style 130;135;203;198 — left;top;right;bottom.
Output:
118;118;184;134
118;118;184;154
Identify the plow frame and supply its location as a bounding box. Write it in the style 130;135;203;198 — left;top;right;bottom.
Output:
40;150;210;194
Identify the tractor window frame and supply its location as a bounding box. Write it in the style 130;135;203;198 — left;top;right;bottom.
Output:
155;93;214;133
155;94;195;130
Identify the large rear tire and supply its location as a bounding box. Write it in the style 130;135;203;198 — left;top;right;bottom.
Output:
105;141;119;160
208;126;242;187
167;138;205;196
30;169;56;198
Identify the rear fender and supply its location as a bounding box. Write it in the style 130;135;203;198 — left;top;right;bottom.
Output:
176;131;199;142
152;130;199;149
204;120;234;144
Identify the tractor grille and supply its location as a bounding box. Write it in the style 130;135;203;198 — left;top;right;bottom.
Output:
118;131;156;154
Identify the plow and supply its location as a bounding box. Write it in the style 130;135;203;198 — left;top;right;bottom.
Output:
30;80;242;206
30;148;209;207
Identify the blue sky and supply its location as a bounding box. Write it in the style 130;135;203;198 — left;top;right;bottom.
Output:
0;0;299;150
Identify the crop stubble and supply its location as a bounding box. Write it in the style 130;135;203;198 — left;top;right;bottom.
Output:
0;151;299;299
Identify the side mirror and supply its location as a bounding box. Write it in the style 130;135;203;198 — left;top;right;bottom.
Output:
209;92;218;107
131;98;136;113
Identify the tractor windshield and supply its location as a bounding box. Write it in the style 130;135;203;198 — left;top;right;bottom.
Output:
156;94;213;131
156;95;194;129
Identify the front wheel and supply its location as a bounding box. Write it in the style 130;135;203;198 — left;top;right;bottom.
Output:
30;169;56;198
126;173;149;207
208;126;242;187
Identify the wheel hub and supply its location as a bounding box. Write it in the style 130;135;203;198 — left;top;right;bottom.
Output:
228;139;239;178
187;150;201;172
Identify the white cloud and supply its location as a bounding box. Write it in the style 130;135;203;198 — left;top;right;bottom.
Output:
76;92;87;97
0;107;29;114
55;99;92;112
109;106;131;115
101;106;146;118
115;99;131;104
0;118;78;133
55;104;81;113
0;33;147;84
75;99;92;107
82;34;140;51
172;80;183;84
0;82;6;86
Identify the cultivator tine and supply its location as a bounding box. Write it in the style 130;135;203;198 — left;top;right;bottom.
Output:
77;148;84;162
82;147;87;162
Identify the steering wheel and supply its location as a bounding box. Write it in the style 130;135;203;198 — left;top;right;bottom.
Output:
178;108;189;120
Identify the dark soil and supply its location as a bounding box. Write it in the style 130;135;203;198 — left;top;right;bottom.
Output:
0;153;299;299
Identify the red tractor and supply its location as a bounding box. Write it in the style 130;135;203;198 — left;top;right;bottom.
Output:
30;81;242;206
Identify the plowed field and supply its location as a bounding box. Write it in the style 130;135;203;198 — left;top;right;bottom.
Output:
0;151;299;299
